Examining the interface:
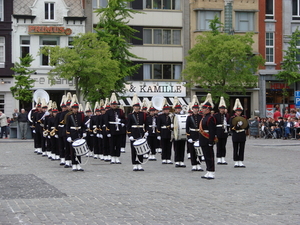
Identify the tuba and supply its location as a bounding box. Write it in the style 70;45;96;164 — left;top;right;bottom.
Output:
152;96;164;111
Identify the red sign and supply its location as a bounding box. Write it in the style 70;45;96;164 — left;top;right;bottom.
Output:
269;83;290;89
28;26;72;35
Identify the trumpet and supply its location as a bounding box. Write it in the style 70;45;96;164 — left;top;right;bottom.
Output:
50;128;57;136
93;127;98;134
43;130;49;137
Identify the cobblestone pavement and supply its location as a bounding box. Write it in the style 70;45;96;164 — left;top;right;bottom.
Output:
0;137;299;225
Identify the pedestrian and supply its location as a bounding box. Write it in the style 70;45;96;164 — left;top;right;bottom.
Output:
12;108;19;122
0;111;8;138
18;109;28;139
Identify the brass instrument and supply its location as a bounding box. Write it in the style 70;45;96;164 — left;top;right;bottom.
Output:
93;127;98;134
50;128;57;136
232;116;248;129
43;130;49;137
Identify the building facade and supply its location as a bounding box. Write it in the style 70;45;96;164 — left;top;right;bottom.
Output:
90;0;190;109
189;0;260;118
259;0;300;117
0;0;13;114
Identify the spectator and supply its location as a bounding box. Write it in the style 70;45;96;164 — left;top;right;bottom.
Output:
12;108;19;122
6;117;11;135
296;108;300;119
18;109;28;139
0;111;8;139
290;109;296;119
273;109;282;121
283;109;290;119
283;118;293;140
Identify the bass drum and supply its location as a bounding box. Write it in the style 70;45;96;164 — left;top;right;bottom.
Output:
173;114;188;141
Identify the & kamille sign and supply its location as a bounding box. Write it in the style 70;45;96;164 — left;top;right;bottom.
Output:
28;26;72;35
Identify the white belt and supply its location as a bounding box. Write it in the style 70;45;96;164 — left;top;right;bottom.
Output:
51;127;55;129
216;125;223;127
102;125;106;127
58;125;64;127
70;126;81;130
93;125;97;128
132;125;144;128
161;126;168;129
40;124;44;127
235;129;245;133
203;130;209;132
109;122;120;125
190;128;199;131
149;125;156;128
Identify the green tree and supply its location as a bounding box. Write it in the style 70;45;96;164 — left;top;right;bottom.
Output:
40;32;120;103
94;0;142;94
10;54;36;109
275;27;300;106
182;29;264;104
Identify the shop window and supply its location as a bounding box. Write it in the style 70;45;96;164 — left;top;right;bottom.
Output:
20;36;30;59
0;37;4;68
235;12;255;32
293;0;300;20
0;95;4;112
197;11;221;31
265;0;274;20
143;28;181;45
266;32;274;63
0;0;3;21
143;0;181;10
92;0;108;8
45;2;55;20
40;37;59;66
143;63;181;80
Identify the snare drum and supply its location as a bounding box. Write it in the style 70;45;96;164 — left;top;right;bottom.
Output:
72;139;89;156
173;114;188;141
194;141;203;157
133;138;150;155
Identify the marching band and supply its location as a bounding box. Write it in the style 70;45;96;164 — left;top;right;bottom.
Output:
29;91;249;179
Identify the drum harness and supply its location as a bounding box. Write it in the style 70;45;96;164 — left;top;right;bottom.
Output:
70;113;90;165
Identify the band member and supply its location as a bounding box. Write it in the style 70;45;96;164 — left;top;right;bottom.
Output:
57;95;67;166
84;102;94;157
199;94;217;179
186;100;203;171
127;94;147;171
119;104;127;154
40;99;49;157
186;108;193;159
63;93;73;168
157;99;173;164
97;100;105;160
105;93;125;164
145;101;157;161
101;99;111;162
48;102;59;160
32;98;42;154
229;98;249;168
91;102;101;159
214;97;229;165
44;100;53;158
66;95;86;171
173;97;186;168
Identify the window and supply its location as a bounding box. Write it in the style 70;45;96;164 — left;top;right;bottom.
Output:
143;29;181;45
265;0;274;19
0;37;4;68
45;2;55;20
143;0;181;10
143;63;182;80
235;12;254;32
0;0;3;21
197;11;221;31
68;37;73;48
92;0;108;8
297;36;300;62
0;95;4;113
266;32;274;63
40;37;59;66
293;0;300;20
20;36;30;58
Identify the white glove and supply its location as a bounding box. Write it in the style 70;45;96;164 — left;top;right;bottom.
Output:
188;138;193;143
118;119;121;122
55;134;59;138
107;134;111;138
121;123;125;127
32;130;36;133
171;124;174;128
144;132;149;137
67;137;72;143
43;132;47;137
82;133;87;138
100;134;103;139
96;133;100;138
129;136;134;141
157;136;161;140
47;135;51;139
237;121;243;126
209;144;213;147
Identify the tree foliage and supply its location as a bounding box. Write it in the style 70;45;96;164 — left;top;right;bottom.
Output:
40;32;120;103
275;27;300;87
10;54;36;108
94;0;142;93
183;28;264;103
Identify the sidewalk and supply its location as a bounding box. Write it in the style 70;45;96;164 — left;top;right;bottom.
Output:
0;137;299;225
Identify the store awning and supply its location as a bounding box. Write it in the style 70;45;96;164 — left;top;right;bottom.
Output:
119;97;188;107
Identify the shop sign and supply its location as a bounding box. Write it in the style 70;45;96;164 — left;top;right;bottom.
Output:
266;108;274;118
295;91;300;107
121;81;186;97
28;26;72;35
268;82;290;90
31;75;75;90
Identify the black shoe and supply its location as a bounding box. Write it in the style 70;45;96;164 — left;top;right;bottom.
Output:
191;168;197;171
133;168;138;171
110;162;115;164
64;165;71;168
180;164;187;168
77;168;84;171
197;168;204;171
116;162;122;164
162;161;167;164
222;162;228;165
234;165;239;168
217;162;222;165
175;164;180;167
138;168;144;171
60;162;65;166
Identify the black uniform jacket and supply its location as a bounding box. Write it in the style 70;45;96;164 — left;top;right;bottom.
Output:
186;113;202;141
127;111;146;139
157;113;172;139
199;113;216;147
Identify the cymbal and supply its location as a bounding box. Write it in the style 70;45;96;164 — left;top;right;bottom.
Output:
232;116;248;129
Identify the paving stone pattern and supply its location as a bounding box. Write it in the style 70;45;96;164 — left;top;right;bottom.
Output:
0;137;299;225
